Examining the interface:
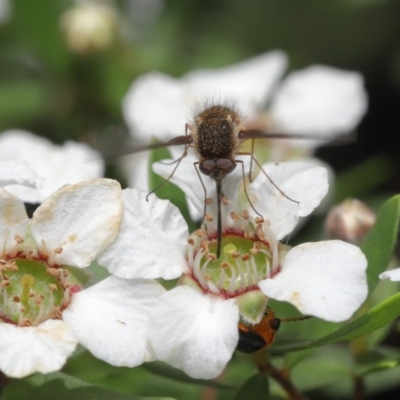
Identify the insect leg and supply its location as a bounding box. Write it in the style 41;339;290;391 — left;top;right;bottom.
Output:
239;153;299;205
236;159;263;220
146;144;190;201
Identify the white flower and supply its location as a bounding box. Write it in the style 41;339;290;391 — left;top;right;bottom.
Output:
145;158;368;379
122;50;367;190
0;179;165;378
0;130;104;203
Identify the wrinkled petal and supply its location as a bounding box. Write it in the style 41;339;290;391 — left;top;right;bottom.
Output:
0;159;42;188
250;162;328;239
270;66;367;138
123;73;188;140
98;188;189;279
0;188;29;255
0;130;104;203
31;179;122;268
379;268;400;282
153;154;250;231
149;286;239;379
63;276;165;367
259;241;368;322
0;320;77;378
185;51;288;117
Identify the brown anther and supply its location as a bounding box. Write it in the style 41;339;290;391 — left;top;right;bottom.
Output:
230;211;240;221
13;295;20;302
0;259;6;265
255;216;264;224
62;270;68;277
205;198;213;205
14;235;24;244
23;319;32;327
2;281;10;287
221;195;228;205
200;242;209;252
35;297;43;305
48;284;58;292
10;263;18;272
187;238;195;246
53;247;63;254
242;210;249;220
232;252;240;259
29;292;35;298
220;262;230;269
256;224;266;240
204;214;214;222
194;229;206;238
47;268;60;277
242;254;250;261
207;253;217;261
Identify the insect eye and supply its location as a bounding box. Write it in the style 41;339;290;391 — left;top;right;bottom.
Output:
270;318;281;331
216;158;236;174
199;159;216;176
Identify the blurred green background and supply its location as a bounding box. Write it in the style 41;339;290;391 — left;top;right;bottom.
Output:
1;1;400;399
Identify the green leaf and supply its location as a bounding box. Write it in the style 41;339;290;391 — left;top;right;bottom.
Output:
355;349;400;377
271;292;400;353
142;363;236;390
2;372;174;400
231;373;270;400
360;194;400;292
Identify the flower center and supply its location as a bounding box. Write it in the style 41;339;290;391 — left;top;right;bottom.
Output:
185;229;274;298
0;257;88;327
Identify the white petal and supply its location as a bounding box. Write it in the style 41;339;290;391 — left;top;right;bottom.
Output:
149;286;239;379
0;130;104;203
31;179;122;268
185;51;288;116
259;241;368;322
63;276;165;367
379;268;400;282
270;66;368;137
122;72;188;140
0;188;29;254
0;159;42;188
98;188;189;279
250;162;328;239
0;320;77;378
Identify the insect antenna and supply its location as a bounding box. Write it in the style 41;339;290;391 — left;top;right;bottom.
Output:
280;315;312;323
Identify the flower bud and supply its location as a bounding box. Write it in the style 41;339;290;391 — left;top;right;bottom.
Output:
325;199;375;244
60;2;118;55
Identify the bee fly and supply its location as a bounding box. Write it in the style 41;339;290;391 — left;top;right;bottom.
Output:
115;103;324;258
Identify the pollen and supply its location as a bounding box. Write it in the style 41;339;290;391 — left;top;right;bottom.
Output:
14;235;24;244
